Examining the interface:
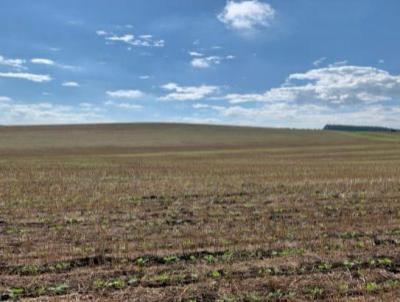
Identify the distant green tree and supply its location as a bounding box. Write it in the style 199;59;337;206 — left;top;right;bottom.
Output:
324;124;398;132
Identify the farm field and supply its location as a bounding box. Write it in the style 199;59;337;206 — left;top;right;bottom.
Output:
1;123;400;301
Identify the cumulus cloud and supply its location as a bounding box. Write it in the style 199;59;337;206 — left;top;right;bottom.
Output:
0;96;12;102
96;30;108;36
220;65;400;105
189;51;204;57
106;89;144;99
62;81;80;87
31;58;55;65
191;56;221;68
192;65;400;128
160;83;219;101
193;102;400;129
218;0;276;31
0;55;26;70
98;30;165;48
189;51;235;69
0;100;104;125
104;100;143;110
0;72;51;82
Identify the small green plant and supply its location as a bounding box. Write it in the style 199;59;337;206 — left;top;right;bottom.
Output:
106;278;126;289
93;279;106;289
317;262;332;271
279;247;304;257
338;283;349;295
267;289;294;300
163;255;179;263
152;273;170;283
8;287;24;299
377;258;392;266
356;241;365;248
383;279;400;289
204;254;216;264
127;277;139;286
366;282;379;292
35;286;47;296
222;251;233;262
136;257;149;266
20;264;39;275
244;292;263;301
210;270;221;279
49;283;69;294
306;286;325;299
343;259;361;269
55;262;70;271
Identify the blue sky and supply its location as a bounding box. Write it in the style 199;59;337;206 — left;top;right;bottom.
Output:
0;0;399;128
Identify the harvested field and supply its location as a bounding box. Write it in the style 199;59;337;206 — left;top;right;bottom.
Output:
1;123;400;301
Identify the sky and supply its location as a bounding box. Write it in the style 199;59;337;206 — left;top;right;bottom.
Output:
0;0;400;128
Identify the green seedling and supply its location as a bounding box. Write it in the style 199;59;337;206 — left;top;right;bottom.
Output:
106;278;126;289
49;283;69;294
20;265;39;275
210;270;221;279
366;282;379;292
306;286;325;299
317;262;332;271
152;273;170;283
128;277;139;286
163;255;179;263
8;287;24;299
204;254;216;264
136;257;149;266
279;247;304;257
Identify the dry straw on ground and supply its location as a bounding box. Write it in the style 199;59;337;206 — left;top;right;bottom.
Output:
1;123;400;301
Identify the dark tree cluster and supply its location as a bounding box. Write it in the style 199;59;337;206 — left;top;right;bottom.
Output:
324;124;398;132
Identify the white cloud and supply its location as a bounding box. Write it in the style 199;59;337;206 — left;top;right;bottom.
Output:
99;31;165;48
0;72;51;82
220;65;400;105
0;55;26;70
139;75;151;80
0;100;104;125
313;57;327;67
30;58;79;71
193;103;212;109
107;34;135;43
160;83;219;101
62;81;80;87
104;100;143;110
106;89;144;99
189;52;235;69
31;58;55;66
0;96;12;102
189;51;204;57
177;116;221;125
218;0;276;31
96;30;108;36
222;88;296;104
193;102;400;129
194;64;400;128
191;56;221;68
